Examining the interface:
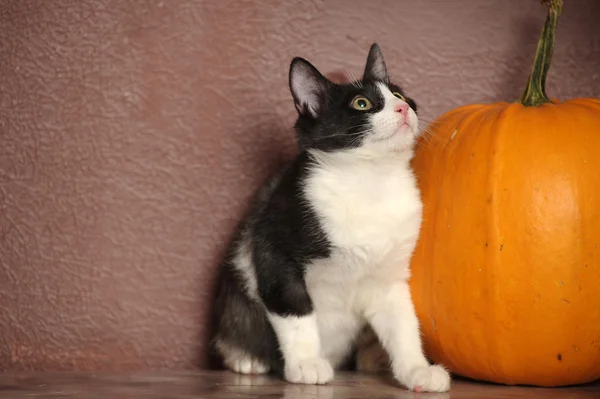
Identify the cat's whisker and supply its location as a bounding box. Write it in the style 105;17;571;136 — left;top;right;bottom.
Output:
418;126;444;138
310;129;372;142
343;69;363;89
416;125;448;149
418;120;446;134
419;126;444;141
417;118;444;126
348;128;374;147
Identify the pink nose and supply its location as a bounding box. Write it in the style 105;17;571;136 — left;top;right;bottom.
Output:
395;103;409;114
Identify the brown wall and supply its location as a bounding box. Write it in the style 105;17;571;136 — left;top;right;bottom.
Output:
1;0;599;371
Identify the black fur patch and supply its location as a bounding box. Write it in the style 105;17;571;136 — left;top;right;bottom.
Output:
212;154;330;374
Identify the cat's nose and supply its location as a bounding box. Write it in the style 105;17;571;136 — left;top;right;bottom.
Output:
395;103;409;114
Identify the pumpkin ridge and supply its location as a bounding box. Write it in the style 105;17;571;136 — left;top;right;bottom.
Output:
566;98;600;115
439;105;501;378
479;105;514;381
482;106;507;380
411;107;479;366
487;103;526;383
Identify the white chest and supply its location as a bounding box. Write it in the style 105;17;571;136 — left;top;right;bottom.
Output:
300;152;424;362
304;153;422;263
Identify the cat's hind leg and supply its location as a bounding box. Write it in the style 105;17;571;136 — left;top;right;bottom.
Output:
215;340;270;375
212;261;283;376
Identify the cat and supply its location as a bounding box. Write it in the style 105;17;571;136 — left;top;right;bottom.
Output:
211;43;451;393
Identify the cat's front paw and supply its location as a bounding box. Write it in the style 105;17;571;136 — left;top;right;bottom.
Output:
399;364;451;392
284;357;334;385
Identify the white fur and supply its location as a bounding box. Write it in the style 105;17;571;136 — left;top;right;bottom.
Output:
232;236;259;300
268;313;334;384
217;341;270;375
362;82;420;153
231;84;450;392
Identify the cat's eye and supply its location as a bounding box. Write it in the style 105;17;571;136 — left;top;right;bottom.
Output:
392;92;406;101
351;96;372;111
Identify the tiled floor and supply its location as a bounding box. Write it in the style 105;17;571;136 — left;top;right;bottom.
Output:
0;371;598;398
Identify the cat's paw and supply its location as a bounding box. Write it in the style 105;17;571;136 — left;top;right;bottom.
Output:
224;353;270;375
284;357;334;385
400;364;451;392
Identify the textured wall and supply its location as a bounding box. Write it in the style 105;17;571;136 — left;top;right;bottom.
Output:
1;0;599;371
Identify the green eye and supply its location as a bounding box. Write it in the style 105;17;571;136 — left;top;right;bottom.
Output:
392;91;406;101
351;96;372;111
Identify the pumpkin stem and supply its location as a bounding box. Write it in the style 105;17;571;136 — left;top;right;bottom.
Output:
518;0;563;106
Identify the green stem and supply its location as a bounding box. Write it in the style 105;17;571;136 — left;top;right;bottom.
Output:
518;0;563;106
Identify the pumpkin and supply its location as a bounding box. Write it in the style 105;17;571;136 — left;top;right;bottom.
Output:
410;0;600;387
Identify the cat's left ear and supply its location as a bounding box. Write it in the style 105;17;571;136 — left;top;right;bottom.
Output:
363;43;388;82
289;57;328;119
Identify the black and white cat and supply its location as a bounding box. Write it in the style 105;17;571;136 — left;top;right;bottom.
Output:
212;44;451;393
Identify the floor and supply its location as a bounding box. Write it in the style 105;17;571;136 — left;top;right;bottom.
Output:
0;371;598;398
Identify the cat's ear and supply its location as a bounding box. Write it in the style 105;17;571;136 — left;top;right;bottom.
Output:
363;43;388;82
289;57;328;119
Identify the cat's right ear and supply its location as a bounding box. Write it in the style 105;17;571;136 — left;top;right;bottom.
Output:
289;58;328;119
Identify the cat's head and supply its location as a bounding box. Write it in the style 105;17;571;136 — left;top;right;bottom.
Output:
289;44;419;154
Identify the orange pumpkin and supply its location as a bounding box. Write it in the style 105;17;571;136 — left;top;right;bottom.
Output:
410;0;600;387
